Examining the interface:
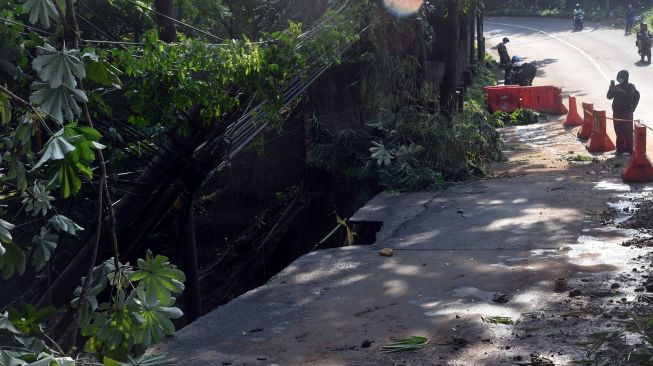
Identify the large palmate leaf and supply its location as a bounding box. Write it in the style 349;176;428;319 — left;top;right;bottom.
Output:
21;181;55;216
31;131;76;170
29;82;87;124
370;140;394;166
103;353;176;366
33;44;85;88
129;251;185;305
133;296;182;347
8;304;56;336
31;227;58;271
22;0;59;29
0;241;26;279
48;214;83;235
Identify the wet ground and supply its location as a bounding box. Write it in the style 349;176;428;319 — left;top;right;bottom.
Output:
150;18;653;365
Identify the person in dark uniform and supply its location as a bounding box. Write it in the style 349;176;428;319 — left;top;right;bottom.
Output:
497;37;510;65
607;70;640;155
636;23;652;62
626;4;635;34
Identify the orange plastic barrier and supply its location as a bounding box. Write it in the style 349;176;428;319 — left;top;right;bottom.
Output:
484;86;522;113
565;96;583;127
623;123;653;182
520;86;568;114
577;102;594;139
586;110;616;153
484;85;567;115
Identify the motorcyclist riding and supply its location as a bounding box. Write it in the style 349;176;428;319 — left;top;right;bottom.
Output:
573;4;584;31
636;23;652;63
497;37;511;66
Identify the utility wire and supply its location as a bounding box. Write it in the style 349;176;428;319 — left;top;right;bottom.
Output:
121;0;224;42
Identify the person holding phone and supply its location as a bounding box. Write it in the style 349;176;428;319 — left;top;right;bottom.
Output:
607;70;640;155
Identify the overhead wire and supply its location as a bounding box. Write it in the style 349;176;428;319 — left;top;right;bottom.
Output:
121;0;224;42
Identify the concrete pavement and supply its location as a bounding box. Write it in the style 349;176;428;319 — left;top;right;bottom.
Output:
151;18;653;365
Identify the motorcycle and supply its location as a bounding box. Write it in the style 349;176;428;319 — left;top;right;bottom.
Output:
573;11;584;31
505;58;538;86
637;33;652;63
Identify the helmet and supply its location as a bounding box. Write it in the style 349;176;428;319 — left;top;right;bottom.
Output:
616;70;629;83
512;55;521;62
503;37;510;43
576;3;580;6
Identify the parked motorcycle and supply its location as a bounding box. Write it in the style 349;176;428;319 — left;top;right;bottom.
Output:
505;56;538;86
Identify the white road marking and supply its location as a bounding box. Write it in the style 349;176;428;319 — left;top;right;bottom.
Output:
486;21;610;82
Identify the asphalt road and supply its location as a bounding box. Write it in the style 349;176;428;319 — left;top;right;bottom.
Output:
486;17;653;125
151;18;653;366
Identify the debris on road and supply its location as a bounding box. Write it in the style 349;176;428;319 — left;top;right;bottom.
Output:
379;248;394;257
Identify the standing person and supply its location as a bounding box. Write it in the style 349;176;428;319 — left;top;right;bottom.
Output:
626;4;635;35
636;23;652;62
607;70;640;155
497;37;510;65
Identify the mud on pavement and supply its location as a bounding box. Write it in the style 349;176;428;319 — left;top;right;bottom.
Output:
151;115;653;365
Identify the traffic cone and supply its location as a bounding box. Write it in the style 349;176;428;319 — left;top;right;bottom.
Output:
565;96;583;127
586;110;616;153
623;123;653;182
577;102;594;139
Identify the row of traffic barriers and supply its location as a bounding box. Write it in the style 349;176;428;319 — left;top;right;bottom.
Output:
485;85;568;114
566;96;653;182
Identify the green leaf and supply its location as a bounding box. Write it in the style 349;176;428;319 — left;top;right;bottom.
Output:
22;0;59;29
57;159;82;198
29;82;87;124
0;91;11;124
380;336;430;353
369;141;394;166
32;227;58;271
8;304;56;336
134;296;182;347
33;44;85;88
0;311;21;334
0;241;26;279
129;251;185;305
83;52;123;88
0;219;16;246
31;131;76;170
21;181;55;216
0;350;28;366
105;354;176;366
48;214;83;235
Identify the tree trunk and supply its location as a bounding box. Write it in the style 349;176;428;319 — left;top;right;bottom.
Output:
155;0;177;42
441;0;462;113
469;12;475;66
477;8;485;61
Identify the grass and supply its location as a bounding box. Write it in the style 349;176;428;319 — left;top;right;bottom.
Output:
563;154;596;163
380;336;430;353
481;316;515;325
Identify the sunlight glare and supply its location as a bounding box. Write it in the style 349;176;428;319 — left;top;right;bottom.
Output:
383;0;424;17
